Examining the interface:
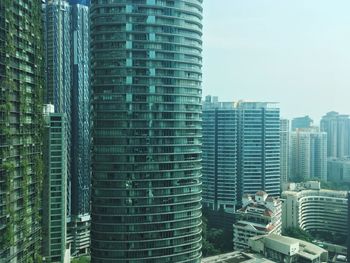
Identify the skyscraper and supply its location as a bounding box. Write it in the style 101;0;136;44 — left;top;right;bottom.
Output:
43;0;72;217
321;111;350;158
44;0;91;257
280;119;290;184
290;128;327;181
202;97;238;213
43;105;69;263
0;0;44;261
291;115;313;131
70;0;91;256
90;1;203;262
202;98;281;208
237;102;281;201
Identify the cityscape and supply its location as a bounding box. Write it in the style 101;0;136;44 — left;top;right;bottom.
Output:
0;1;350;263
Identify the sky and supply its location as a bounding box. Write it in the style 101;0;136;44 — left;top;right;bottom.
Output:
202;0;350;122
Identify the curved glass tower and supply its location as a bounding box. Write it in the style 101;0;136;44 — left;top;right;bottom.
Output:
90;1;203;262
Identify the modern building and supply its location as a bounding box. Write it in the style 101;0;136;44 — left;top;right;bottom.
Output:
202;251;274;263
44;0;91;257
233;191;282;251
291;115;313;131
280;119;289;184
321;111;350;158
0;0;45;261
202;97;238;213
43;105;70;263
202;99;280;209
249;234;328;263
290;128;327;182
69;0;91;257
237;102;281;200
327;157;350;183
90;1;203;262
43;0;72;217
282;181;348;243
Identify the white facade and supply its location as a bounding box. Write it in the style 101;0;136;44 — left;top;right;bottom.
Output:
233;192;282;251
249;234;328;263
282;182;348;239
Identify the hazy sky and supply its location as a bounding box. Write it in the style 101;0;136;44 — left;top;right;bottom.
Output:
202;0;350;122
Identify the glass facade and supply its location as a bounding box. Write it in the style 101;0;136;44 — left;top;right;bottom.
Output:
43;111;68;263
90;0;203;262
43;0;73;217
70;2;91;256
202;99;280;208
237;102;281;201
202;99;238;213
0;0;44;261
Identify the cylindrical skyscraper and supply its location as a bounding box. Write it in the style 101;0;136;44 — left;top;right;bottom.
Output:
90;1;203;262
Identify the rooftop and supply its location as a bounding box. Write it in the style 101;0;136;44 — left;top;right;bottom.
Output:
202;251;275;263
250;234;328;260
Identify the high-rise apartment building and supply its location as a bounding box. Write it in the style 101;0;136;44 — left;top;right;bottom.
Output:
0;1;44;261
90;1;203;262
321;111;350;158
202;97;238;213
43;0;72;217
43;106;70;263
44;0;91;257
291;115;313;131
69;0;91;256
202;99;281;208
280;119;289;184
233;192;282;251
290;128;327;181
237;102;281;201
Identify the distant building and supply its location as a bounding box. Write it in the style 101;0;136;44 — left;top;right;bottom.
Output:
44;0;91;257
290;127;327;181
202;98;280;211
282;181;348;242
291;115;313;131
202;98;238;213
69;1;91;257
328;157;350;183
43;107;70;263
43;0;72;219
280;119;290;184
249;234;328;263
233;191;282;251
237;102;281;200
321;111;350;158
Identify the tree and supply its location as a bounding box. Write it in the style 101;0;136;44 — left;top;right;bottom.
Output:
71;257;91;263
202;216;222;257
283;227;313;242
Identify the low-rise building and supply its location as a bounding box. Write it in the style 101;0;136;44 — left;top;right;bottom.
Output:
249;234;328;263
202;251;274;263
233;192;282;250
282;181;348;243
